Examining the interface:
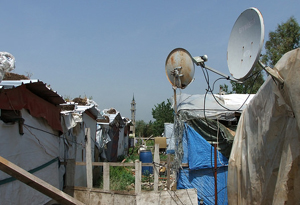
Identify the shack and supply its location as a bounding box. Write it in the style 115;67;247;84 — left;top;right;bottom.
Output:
168;92;254;204
0;79;65;204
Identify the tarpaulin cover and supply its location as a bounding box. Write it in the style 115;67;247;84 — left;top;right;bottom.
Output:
173;93;254;120
164;123;175;154
178;167;228;205
60;110;98;187
228;48;300;204
0;109;63;205
184;124;228;170
177;124;228;204
0;52;15;82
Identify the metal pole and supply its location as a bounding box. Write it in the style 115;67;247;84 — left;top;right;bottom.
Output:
173;89;177;114
214;143;218;205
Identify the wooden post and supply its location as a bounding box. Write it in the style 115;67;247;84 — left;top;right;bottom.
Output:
103;162;110;191
135;160;141;194
0;156;85;205
85;128;93;188
214;143;218;205
167;154;171;190
153;143;160;192
65;159;75;187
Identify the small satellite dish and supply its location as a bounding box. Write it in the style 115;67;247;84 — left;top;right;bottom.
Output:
227;7;264;80
165;48;195;89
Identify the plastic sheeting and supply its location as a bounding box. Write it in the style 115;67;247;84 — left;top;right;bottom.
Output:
177;124;228;204
0;52;15;82
0;109;63;205
164;123;175;154
228;48;300;204
173;93;254;120
185;124;228;170
60;110;97;187
178;167;228;205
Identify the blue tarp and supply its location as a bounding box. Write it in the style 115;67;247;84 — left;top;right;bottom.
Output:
177;124;229;204
185;124;228;170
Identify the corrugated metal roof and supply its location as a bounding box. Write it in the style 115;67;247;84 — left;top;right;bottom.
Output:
0;80;65;105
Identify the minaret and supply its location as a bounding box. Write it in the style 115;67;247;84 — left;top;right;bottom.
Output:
130;94;136;138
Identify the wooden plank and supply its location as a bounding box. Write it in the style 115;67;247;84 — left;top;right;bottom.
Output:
135;160;141;194
85;128;93;188
76;161;154;167
0;156;84;205
76;161;187;168
103;162;110;191
167;154;170;190
65;159;75;187
153;144;160;192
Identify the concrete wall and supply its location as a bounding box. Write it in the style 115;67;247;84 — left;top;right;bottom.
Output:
66;187;197;205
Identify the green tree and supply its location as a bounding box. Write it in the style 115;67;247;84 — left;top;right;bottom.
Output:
262;16;300;67
151;99;174;136
135;120;155;138
145;121;154;137
220;84;231;94
230;66;265;94
135;120;147;137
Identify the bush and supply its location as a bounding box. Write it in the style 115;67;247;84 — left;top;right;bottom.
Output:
110;166;135;191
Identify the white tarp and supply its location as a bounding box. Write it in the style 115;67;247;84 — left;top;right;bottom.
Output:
164;123;175;153
173;93;254;120
0;52;15;82
98;109;127;161
228;48;300;204
60;109;97;187
0;109;64;205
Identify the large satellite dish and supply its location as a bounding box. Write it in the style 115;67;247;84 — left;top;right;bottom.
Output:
165;48;195;89
227;7;264;80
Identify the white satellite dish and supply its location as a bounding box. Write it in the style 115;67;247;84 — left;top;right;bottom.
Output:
165;48;195;89
227;7;264;80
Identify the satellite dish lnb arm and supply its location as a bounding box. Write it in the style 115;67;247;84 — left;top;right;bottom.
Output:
193;56;242;83
258;60;284;85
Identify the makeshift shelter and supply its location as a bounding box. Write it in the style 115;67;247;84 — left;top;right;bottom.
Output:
0;80;65;204
168;92;254;204
96;108;130;162
60;99;101;187
228;48;300;204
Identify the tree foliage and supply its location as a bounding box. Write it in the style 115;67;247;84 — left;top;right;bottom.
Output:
230;66;265;94
135;120;154;138
135;120;147;137
262;16;300;67
151;99;174;136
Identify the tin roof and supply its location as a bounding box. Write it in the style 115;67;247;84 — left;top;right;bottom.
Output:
0;80;65;105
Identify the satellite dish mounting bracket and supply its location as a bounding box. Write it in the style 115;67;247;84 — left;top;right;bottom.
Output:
193;55;243;83
258;60;284;85
171;67;184;89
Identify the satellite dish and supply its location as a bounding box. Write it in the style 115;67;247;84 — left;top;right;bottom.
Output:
227;7;264;80
165;48;195;89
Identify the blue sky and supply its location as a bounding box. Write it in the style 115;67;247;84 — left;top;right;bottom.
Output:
1;1;299;122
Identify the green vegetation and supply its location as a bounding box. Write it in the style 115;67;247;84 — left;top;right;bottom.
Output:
152;99;174;136
262;16;300;67
97;139;168;192
135;99;174;138
109;166;135;191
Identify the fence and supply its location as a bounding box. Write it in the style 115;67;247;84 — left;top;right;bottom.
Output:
66;143;167;194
